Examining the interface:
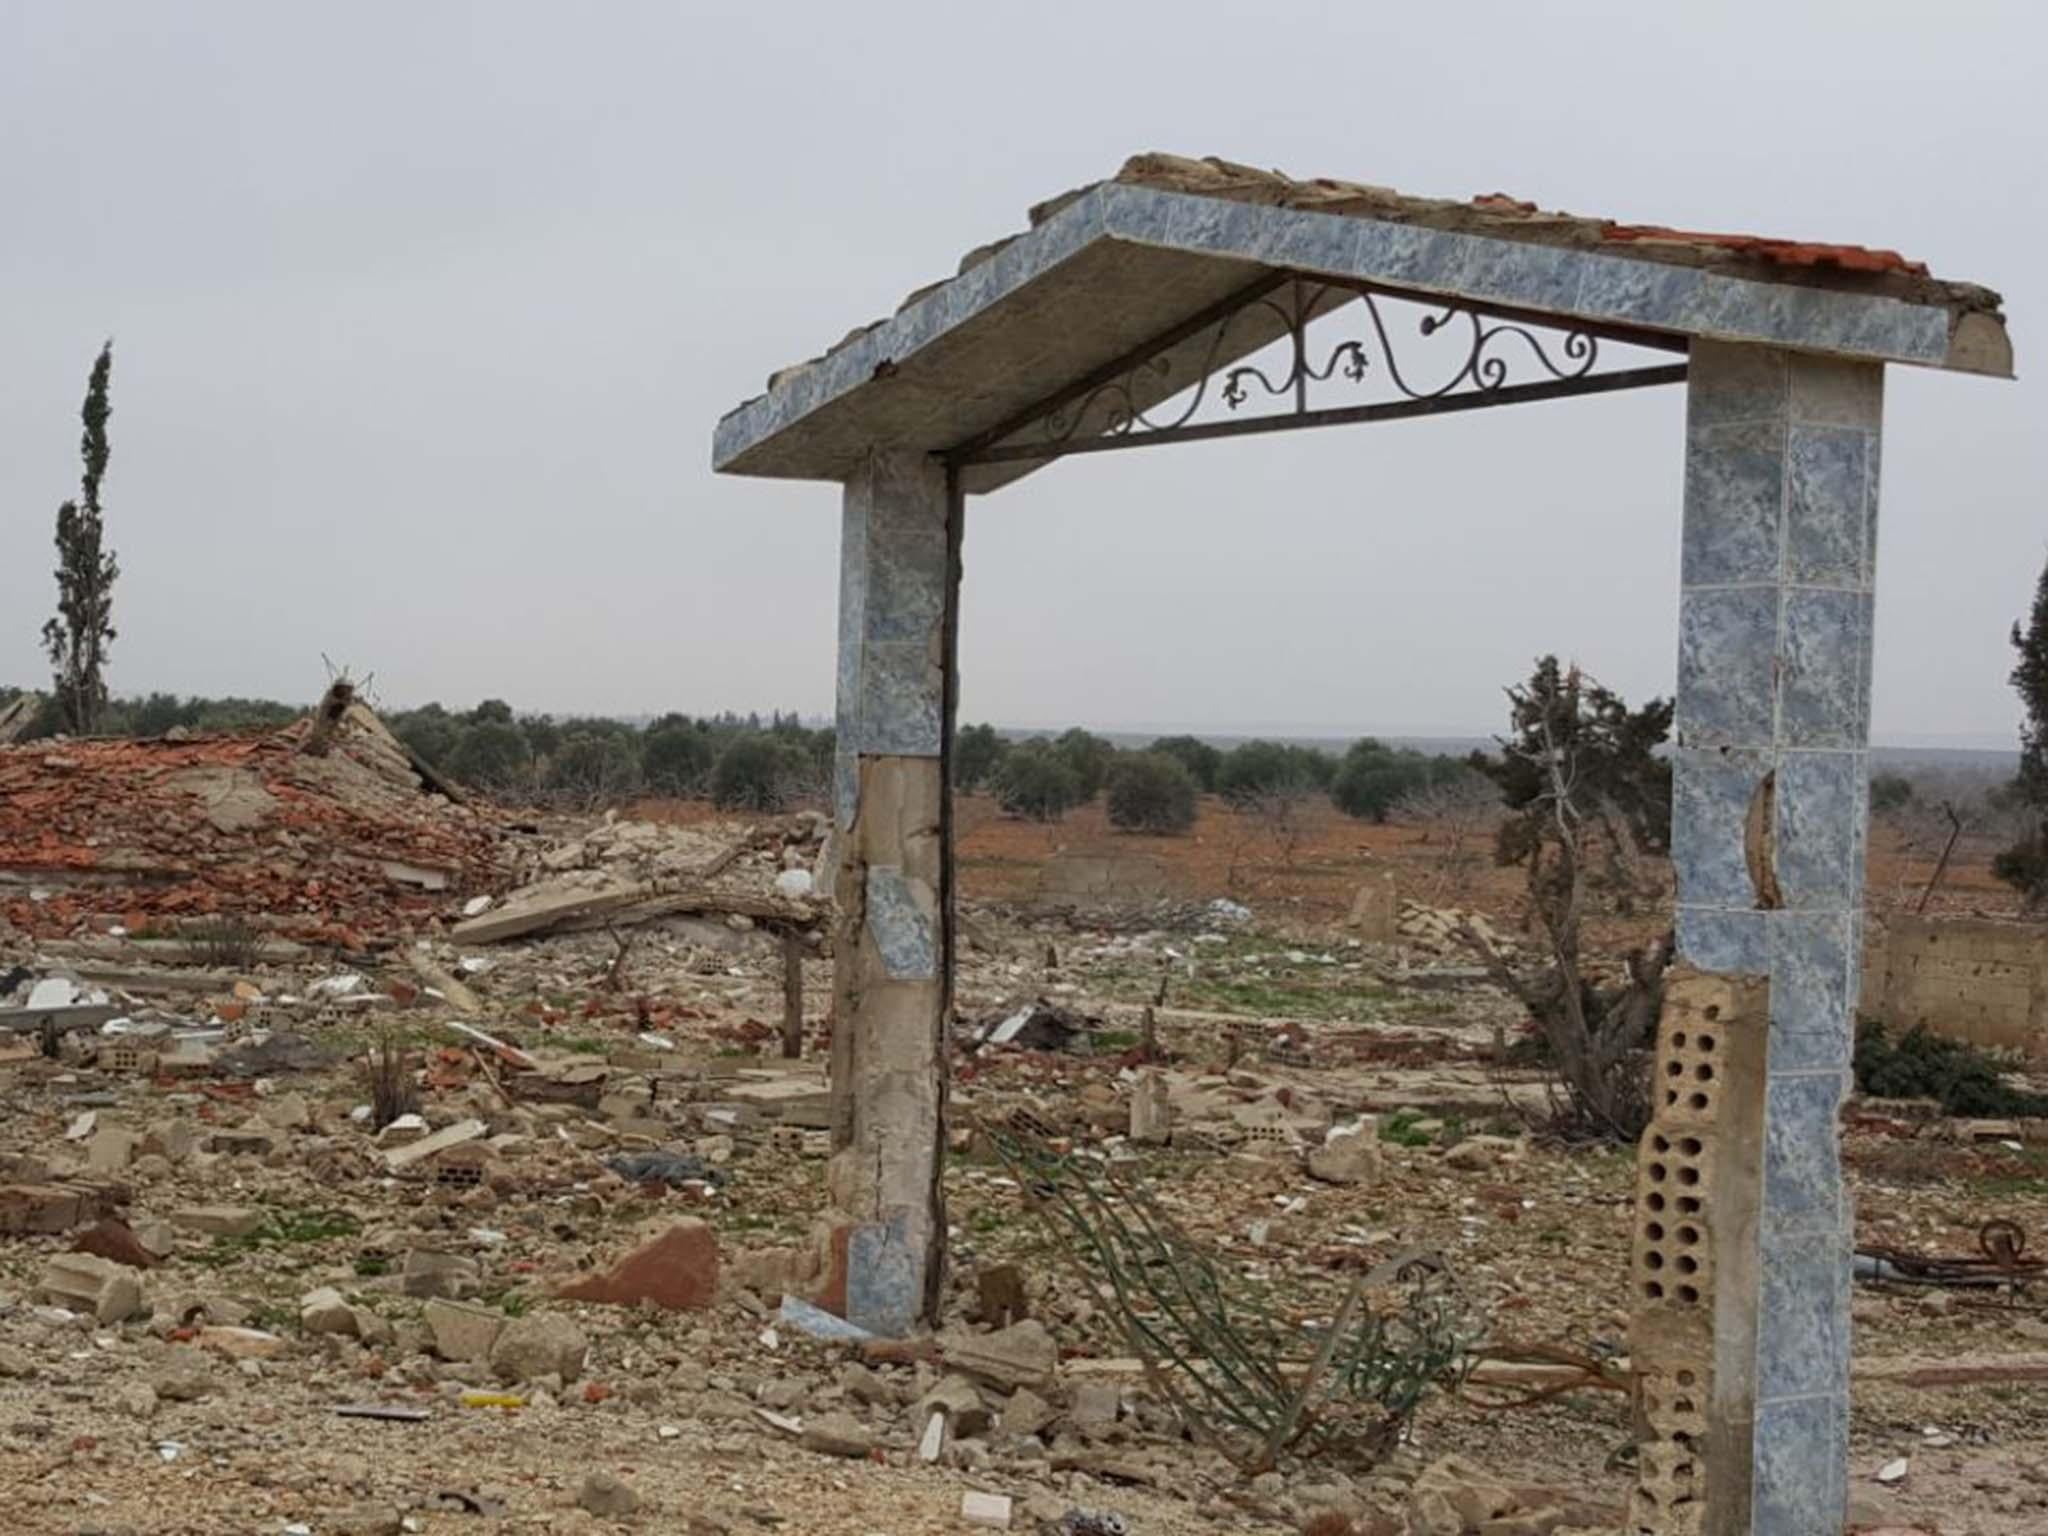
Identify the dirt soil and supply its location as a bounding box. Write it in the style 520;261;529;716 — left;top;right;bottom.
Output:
0;795;2042;1536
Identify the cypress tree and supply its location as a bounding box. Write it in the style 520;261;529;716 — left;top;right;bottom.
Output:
42;342;119;735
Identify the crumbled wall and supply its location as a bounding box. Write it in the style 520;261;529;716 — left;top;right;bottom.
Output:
1862;917;2048;1060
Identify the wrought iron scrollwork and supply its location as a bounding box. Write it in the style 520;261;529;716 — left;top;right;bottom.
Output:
942;268;1687;469
1026;278;1600;452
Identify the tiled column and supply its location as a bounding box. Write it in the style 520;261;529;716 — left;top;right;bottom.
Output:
1671;341;1881;1534
827;449;958;1335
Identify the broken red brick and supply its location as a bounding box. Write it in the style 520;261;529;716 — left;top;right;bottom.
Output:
70;1218;162;1270
554;1220;719;1312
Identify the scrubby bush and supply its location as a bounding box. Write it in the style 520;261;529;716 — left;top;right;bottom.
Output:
1149;734;1222;793
642;721;716;796
710;733;814;811
1217;739;1331;804
449;719;533;793
995;741;1083;822
1105;752;1198;835
1053;728;1117;800
544;731;643;804
1870;772;1916;815
392;704;464;773
955;722;1008;793
1854;1018;2048;1116
1331;737;1450;823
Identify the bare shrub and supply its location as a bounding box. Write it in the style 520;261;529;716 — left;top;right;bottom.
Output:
363;1031;420;1131
1879;766;2029;912
188;916;260;970
1389;770;1504;901
1225;784;1321;899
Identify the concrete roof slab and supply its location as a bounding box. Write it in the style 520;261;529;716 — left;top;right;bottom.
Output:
714;156;2012;485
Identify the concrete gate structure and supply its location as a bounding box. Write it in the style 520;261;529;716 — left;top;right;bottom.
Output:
711;153;2014;1535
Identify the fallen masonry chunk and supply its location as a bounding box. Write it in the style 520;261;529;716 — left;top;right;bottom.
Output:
141;1121;197;1161
327;1506;403;1536
1307;1118;1382;1186
375;1114;428;1148
383;1118;486;1171
152;1345;214;1402
800;1410;873;1459
918;1373;991;1437
38;1252;144;1324
173;1206;264;1239
577;1472;639;1519
945;1319;1057;1391
962;1491;1013;1530
255;1092;313;1131
198;1325;287;1360
402;1248;482;1300
1001;1386;1055;1440
779;1294;873;1343
131;1216;177;1259
301;1287;361;1337
839;1361;895;1406
1068;1381;1120;1431
554;1220;718;1312
0;1184;94;1234
423;1299;506;1363
489;1312;589;1384
1442;1133;1523;1172
1128;1072;1172;1146
205;1128;275;1157
86;1126;141;1173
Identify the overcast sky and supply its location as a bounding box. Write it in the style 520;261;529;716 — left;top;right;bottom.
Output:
4;2;2042;747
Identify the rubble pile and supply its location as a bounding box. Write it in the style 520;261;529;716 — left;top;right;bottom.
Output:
460;810;830;946
0;701;512;945
0;779;2040;1533
1396;900;1519;957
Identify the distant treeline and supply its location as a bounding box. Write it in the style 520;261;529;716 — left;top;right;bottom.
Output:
0;684;1471;825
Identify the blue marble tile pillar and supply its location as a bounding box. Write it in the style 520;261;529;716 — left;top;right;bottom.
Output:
827;449;958;1335
1672;340;1881;1535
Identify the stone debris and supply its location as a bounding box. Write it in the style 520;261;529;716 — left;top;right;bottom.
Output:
489;1312;590;1384
919;1373;992;1438
1397;900;1518;957
0;757;2036;1536
171;1206;264;1238
943;1319;1058;1391
300;1285;353;1333
402;1248;482;1300
39;1251;145;1323
423;1298;506;1363
383;1117;487;1171
577;1471;640;1518
1307;1117;1383;1185
799;1409;873;1459
151;1345;214;1402
326;1506;404;1536
961;1490;1014;1529
198;1325;288;1359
